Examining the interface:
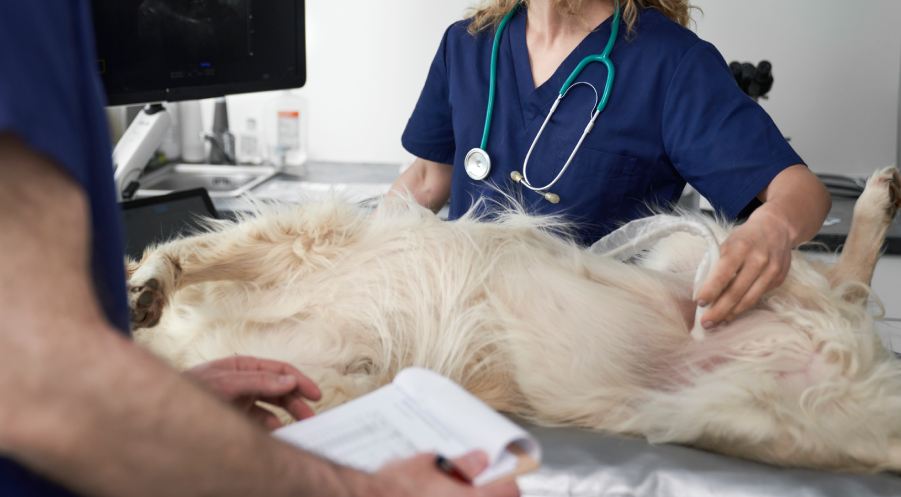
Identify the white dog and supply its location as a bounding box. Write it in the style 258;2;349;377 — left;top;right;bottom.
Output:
129;167;901;473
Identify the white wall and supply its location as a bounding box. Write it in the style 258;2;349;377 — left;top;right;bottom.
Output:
220;0;472;166
222;0;901;175
692;0;901;175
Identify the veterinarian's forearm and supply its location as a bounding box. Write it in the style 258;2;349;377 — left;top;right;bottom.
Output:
389;157;453;212
3;321;369;497
0;135;368;497
755;164;831;245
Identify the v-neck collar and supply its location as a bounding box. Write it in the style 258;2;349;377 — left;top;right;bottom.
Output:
508;7;615;120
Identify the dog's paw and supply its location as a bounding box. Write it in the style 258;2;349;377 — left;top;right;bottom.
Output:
858;167;901;223
128;277;166;329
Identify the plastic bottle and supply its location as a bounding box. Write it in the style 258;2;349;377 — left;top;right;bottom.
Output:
158;102;181;162
263;91;308;175
236;118;263;165
179;100;205;163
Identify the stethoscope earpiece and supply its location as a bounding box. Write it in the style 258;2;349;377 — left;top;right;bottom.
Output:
511;171;559;203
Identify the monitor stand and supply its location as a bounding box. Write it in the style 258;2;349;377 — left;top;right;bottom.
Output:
112;103;172;201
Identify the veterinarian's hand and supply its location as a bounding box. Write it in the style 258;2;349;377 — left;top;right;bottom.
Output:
372;451;520;497
186;356;322;430
696;208;793;328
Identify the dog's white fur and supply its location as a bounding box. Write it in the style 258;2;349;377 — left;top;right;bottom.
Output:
129;167;901;472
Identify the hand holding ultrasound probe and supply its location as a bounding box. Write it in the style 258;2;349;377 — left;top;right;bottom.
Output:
391;0;831;330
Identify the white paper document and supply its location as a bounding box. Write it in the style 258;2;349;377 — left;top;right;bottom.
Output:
275;368;541;485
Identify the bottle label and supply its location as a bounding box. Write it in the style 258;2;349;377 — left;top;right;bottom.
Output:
277;111;300;150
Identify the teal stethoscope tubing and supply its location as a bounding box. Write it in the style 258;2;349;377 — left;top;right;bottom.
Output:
479;5;517;151
470;0;621;202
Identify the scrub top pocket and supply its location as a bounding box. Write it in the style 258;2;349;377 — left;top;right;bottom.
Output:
529;146;651;244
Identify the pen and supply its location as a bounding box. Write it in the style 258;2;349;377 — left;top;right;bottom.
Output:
435;455;472;484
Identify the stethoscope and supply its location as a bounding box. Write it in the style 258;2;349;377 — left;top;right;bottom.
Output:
463;0;621;204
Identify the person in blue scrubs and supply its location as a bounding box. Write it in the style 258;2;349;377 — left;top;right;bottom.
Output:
0;3;518;497
391;0;831;329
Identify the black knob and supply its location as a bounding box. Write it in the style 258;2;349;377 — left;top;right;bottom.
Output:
750;61;774;98
122;181;141;200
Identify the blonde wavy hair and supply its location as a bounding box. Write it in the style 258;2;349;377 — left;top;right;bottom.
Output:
467;0;695;34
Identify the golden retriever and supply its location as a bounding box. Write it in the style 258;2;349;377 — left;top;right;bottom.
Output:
128;167;901;472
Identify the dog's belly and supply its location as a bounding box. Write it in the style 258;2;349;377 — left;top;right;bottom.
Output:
469;252;701;428
138;224;857;435
142;241;704;418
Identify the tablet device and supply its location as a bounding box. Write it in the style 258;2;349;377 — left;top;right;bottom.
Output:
121;188;219;259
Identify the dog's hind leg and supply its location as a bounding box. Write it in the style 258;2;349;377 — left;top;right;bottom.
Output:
128;208;357;329
828;167;901;295
127;226;267;329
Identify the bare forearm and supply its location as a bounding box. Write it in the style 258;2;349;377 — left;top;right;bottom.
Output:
696;165;832;324
389;158;453;212
754;164;832;246
0;134;376;497
4;320;367;497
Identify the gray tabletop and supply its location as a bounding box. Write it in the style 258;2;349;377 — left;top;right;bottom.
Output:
520;424;901;497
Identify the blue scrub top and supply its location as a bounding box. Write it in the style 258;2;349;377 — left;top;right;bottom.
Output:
402;8;803;245
0;2;129;496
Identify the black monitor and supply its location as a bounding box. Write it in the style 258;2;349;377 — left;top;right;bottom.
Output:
121;188;220;259
92;0;306;106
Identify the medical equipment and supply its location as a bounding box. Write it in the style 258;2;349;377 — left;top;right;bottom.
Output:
729;60;773;101
93;0;307;107
590;214;720;341
112;103;172;200
464;0;621;204
92;0;307;199
121;188;220;260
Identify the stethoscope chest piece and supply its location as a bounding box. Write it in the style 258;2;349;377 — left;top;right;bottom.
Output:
464;148;492;180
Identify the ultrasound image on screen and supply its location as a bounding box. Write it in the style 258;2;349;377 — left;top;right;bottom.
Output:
93;0;303;104
137;0;247;68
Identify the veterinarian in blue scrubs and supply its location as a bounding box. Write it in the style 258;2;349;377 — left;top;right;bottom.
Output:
391;0;831;328
0;3;517;497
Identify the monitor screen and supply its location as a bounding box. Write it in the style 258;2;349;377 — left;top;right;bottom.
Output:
121;189;220;259
93;0;306;106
